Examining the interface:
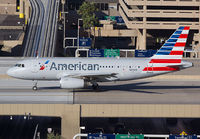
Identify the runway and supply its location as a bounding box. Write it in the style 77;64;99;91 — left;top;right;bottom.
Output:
0;77;200;104
74;79;200;104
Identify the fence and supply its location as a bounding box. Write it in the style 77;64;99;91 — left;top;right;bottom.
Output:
75;48;199;58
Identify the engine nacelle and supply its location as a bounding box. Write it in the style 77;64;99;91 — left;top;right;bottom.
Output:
60;77;88;89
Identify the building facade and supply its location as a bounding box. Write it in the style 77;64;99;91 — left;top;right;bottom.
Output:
119;0;200;50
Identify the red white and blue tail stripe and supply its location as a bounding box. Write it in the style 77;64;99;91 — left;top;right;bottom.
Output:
143;26;190;72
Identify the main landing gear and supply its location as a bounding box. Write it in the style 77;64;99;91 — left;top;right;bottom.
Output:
92;82;99;91
32;81;38;91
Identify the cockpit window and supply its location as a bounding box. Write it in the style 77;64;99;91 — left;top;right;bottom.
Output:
15;64;25;68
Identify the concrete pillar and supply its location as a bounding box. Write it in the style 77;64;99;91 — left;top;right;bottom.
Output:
142;29;147;50
198;5;200;58
61;105;80;139
131;37;136;47
136;29;146;50
142;4;147;50
136;30;141;50
25;0;30;25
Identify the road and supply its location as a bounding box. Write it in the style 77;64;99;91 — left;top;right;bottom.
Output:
23;0;43;57
23;0;59;57
39;0;59;57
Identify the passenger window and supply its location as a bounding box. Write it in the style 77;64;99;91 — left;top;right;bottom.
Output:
22;64;24;67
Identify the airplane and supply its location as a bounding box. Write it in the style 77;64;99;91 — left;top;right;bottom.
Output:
7;26;193;91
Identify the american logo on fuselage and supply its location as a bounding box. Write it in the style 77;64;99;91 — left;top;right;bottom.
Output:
50;62;100;71
39;60;50;70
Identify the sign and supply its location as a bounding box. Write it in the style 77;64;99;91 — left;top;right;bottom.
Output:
116;134;144;139
169;135;197;139
135;50;157;57
79;38;91;47
88;134;115;139
88;49;104;57
104;16;116;21
104;16;125;24
104;49;120;57
115;16;125;24
180;131;187;135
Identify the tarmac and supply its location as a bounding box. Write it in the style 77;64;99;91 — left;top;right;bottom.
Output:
0;57;199;104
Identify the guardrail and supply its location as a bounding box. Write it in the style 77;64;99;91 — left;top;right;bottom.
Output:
184;50;198;58
75;48;199;58
73;134;200;139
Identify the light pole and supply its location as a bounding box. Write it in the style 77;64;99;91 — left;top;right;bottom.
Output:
61;0;68;55
77;19;83;50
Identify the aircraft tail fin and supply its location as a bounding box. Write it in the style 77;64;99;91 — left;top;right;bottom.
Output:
150;26;190;63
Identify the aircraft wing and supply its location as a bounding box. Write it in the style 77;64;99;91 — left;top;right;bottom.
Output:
71;72;117;78
58;72;118;80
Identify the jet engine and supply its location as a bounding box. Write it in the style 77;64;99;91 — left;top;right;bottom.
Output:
60;77;88;89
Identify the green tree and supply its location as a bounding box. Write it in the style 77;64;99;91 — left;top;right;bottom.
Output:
78;2;99;48
47;132;61;139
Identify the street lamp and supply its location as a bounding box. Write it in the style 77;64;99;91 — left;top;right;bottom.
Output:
61;1;68;55
80;126;85;135
77;19;83;49
80;126;85;130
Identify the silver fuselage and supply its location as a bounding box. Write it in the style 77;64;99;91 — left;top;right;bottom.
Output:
7;57;192;82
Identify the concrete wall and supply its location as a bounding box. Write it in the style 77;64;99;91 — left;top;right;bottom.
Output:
81;104;200;118
0;0;17;15
1;40;22;52
0;104;200;138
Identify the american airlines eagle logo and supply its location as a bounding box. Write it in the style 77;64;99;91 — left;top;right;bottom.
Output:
39;60;50;70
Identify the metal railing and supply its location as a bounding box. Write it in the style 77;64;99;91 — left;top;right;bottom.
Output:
73;133;200;139
75;48;199;58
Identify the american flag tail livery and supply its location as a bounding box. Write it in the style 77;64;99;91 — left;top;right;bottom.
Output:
143;26;190;72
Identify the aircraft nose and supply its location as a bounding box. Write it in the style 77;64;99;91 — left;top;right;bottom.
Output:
7;68;15;77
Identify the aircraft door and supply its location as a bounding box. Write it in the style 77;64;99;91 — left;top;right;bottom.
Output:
147;63;153;73
31;60;39;73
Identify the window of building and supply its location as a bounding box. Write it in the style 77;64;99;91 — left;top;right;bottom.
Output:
105;3;108;10
68;3;75;10
101;3;105;10
95;3;109;11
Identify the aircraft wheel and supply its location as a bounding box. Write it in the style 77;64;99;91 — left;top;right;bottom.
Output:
92;84;99;91
32;86;37;91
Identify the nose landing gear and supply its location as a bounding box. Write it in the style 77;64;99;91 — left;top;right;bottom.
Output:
32;81;38;91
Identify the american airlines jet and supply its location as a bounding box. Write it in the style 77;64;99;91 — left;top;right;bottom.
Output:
7;26;193;90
